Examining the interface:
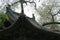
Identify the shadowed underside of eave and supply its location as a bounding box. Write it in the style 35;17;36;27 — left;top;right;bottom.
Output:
0;14;60;40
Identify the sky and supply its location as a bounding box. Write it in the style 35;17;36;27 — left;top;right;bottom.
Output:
0;0;43;13
0;0;45;20
0;0;60;23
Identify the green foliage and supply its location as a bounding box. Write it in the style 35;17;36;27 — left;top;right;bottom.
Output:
0;13;9;29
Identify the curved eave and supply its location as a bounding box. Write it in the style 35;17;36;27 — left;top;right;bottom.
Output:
6;7;20;23
0;14;60;39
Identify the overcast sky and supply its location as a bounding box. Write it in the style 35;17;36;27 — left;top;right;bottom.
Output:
0;0;44;18
0;0;60;23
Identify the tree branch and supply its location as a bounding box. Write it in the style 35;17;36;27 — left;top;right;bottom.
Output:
11;1;20;6
8;0;38;11
42;22;60;26
53;9;60;16
49;9;55;22
24;1;36;10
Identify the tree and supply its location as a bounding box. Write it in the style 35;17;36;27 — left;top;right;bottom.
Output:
37;0;60;30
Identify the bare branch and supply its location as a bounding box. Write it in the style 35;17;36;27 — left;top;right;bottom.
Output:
52;9;60;16
24;1;36;9
10;1;20;6
48;8;55;22
53;13;59;16
8;0;38;11
42;22;60;26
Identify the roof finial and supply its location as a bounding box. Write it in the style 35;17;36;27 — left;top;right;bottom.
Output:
32;14;35;20
7;4;11;8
